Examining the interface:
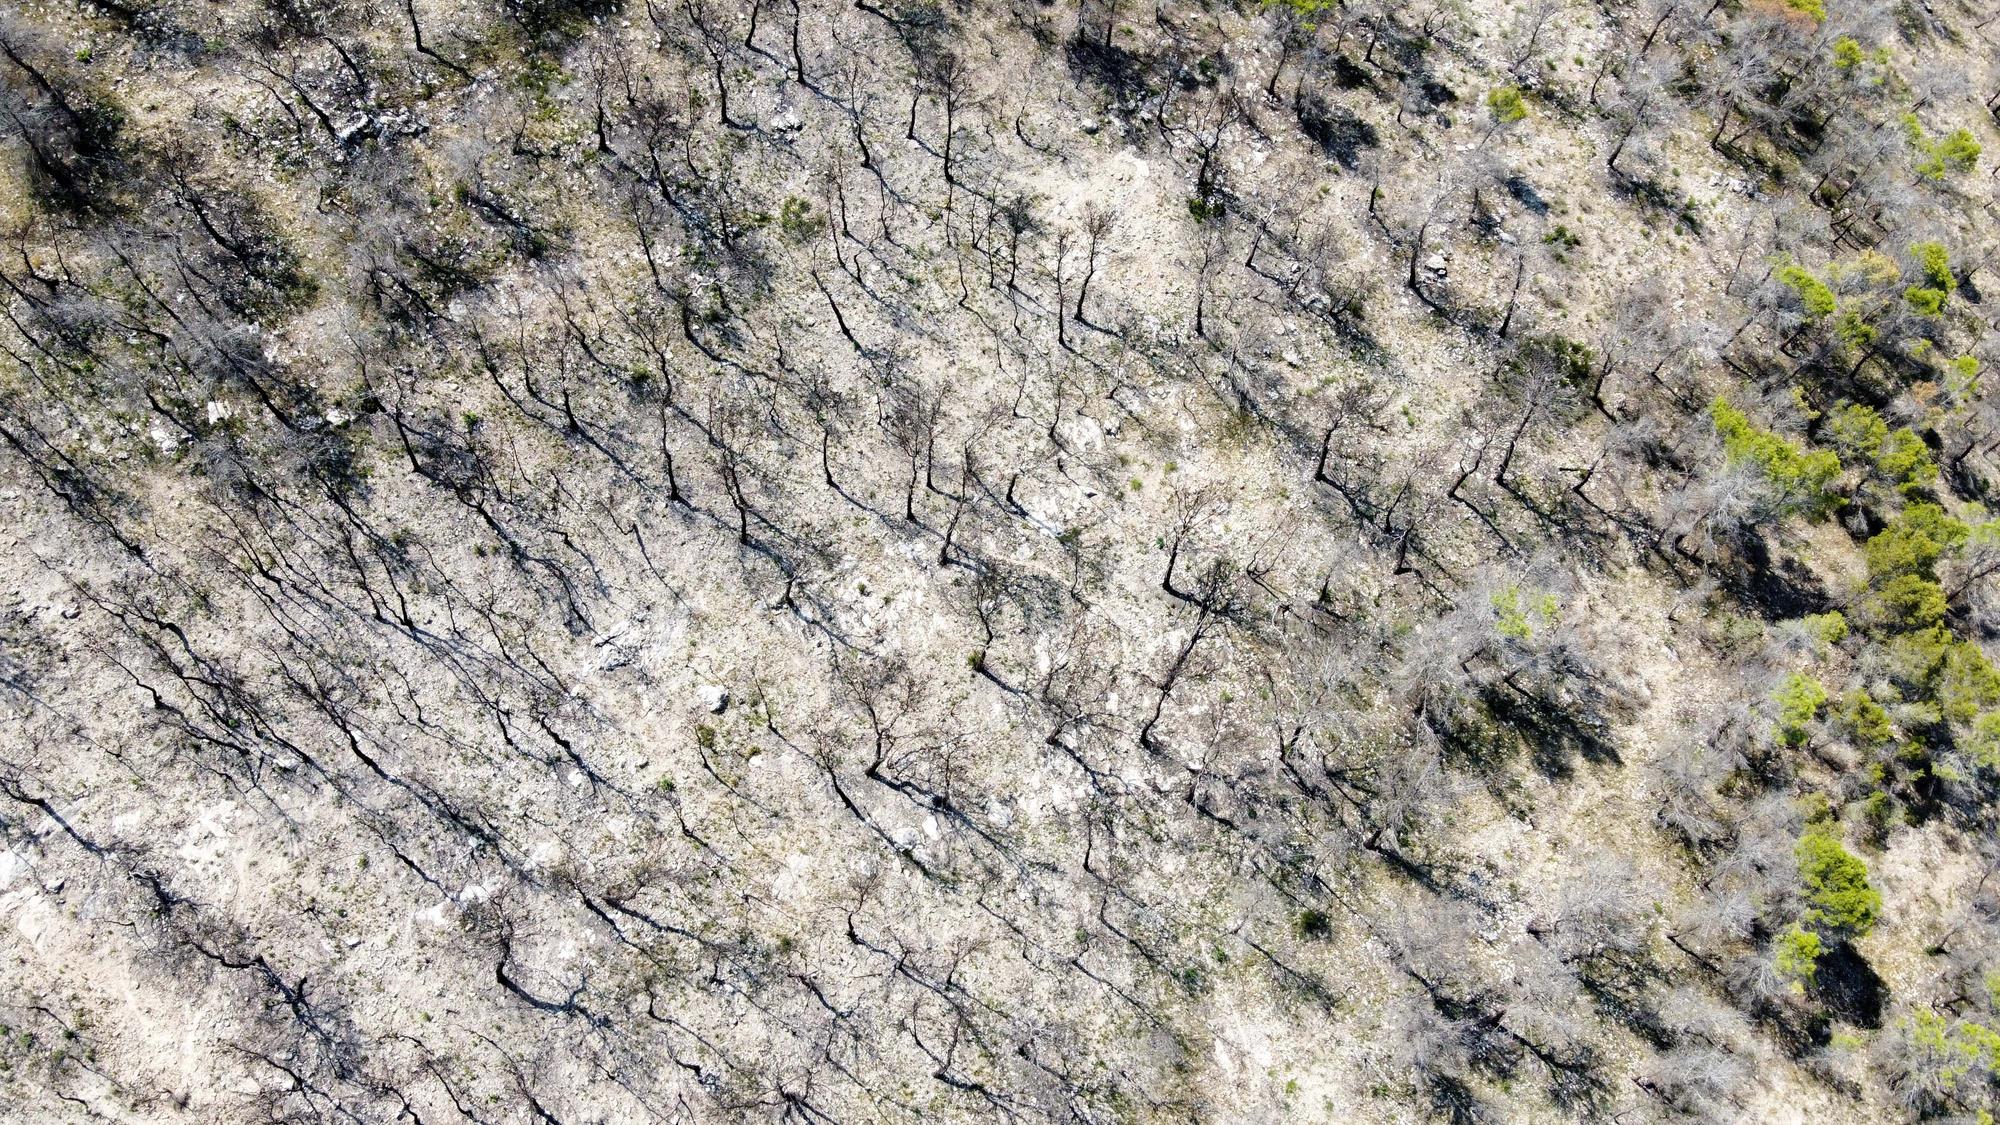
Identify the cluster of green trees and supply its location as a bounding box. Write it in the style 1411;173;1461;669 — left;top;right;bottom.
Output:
1740;412;2000;821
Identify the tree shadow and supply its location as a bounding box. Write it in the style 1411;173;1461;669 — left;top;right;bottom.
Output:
1813;942;1886;1030
1295;93;1378;170
1580;952;1675;1050
1718;535;1832;620
1505;175;1550;216
1065;34;1152;108
1482;683;1624;779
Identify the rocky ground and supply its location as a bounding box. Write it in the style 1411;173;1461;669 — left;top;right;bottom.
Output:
2;0;1999;1121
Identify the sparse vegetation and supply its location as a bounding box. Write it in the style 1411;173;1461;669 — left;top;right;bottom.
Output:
0;0;1995;1121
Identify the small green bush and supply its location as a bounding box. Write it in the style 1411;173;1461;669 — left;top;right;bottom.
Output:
1775;673;1828;747
1775;924;1823;988
778;197;825;242
1263;0;1339;17
1796;828;1882;938
1948;355;1980;393
1841;689;1895;745
1830;406;1937;490
1492;585;1559;641
1905;116;1982;180
1906;286;1948;317
1903;1010;2000;1093
1911;241;1955;291
1829;403;1889;460
1935;642;2000;724
1870;574;1949;630
1864;504;1968;581
1295;908;1332;939
1777;265;1838;320
1887;625;1955;688
1712;396;1842;516
1487;86;1527;124
1967;711;2000;768
1804;611;1849;646
1878;429;1938;491
1834;311;1879;352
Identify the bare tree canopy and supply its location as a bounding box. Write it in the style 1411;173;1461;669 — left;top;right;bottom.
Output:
1;0;1998;1121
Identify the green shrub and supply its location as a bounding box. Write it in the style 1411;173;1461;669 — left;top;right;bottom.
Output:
778;197;825;242
1775;924;1823;988
1911;241;1955;291
1187;194;1224;222
1904;1010;2000;1093
1828;405;1933;488
1834;311;1879;352
1841;689;1895;745
1888;625;1955;688
1967;711;2000;768
1907;286;1948;317
1295;908;1332;939
1804;611;1849;646
1905;115;1983;180
1865;504;1969;581
1931;130;1982;175
1712;396;1842;516
1796;828;1882;937
1936;642;2000;724
1775;673;1828;746
1860;789;1895;835
1829;403;1888;460
1487;86;1527;124
1877;429;1938;491
1869;574;1949;630
1492;585;1559;641
1777;265;1838;319
1541;225;1583;251
1263;0;1339;17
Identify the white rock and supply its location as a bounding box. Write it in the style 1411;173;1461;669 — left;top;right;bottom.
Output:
697;684;729;713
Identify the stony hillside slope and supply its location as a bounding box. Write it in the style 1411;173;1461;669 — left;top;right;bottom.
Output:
2;0;1998;1121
